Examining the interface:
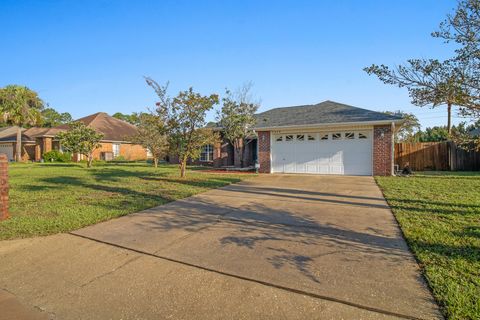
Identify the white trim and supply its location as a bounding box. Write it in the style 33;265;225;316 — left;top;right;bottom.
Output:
269;132;273;173
254;119;403;131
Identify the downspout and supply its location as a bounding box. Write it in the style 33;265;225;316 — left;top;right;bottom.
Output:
391;122;395;176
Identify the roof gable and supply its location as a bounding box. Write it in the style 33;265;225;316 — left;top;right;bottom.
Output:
56;112;138;141
253;100;402;129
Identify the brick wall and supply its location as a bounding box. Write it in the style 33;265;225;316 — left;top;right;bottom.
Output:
119;143;148;161
0;154;8;221
257;131;271;173
373;125;394;176
90;142;147;161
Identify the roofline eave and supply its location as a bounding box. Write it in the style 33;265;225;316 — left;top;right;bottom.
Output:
252;119;404;131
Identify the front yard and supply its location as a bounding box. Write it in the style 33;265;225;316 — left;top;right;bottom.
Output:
376;172;480;320
0;162;253;240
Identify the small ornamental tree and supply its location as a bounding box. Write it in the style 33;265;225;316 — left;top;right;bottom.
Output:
145;77;219;178
56;122;103;168
217;83;259;167
0;85;44;161
131;112;169;168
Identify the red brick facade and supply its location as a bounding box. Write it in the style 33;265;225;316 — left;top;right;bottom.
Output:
373;124;394;176
257;131;271;173
0;154;8;221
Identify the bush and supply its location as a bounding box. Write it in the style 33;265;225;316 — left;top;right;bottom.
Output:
111;155;126;162
43;150;72;162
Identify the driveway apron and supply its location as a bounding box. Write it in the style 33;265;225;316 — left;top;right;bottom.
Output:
72;174;442;319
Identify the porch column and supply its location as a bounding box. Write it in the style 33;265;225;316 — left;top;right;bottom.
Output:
43;137;52;154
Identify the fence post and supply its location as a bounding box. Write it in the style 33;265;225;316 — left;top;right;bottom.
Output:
0;154;9;221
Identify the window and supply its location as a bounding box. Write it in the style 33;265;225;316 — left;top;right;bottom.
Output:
296;134;305;141
320;134;329;140
332;133;342;140
307;134;316;141
275;135;283;142
112;143;121;157
285;135;294;141
345;132;354;139
200;144;214;162
358;133;368;139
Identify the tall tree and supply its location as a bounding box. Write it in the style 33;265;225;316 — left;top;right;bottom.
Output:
41;107;73;127
131;112;169;168
112;112;140;125
56;122;103;168
364;59;470;133
0;85;44;161
145;78;219;178
384;111;421;142
217;82;260;167
433;0;480;117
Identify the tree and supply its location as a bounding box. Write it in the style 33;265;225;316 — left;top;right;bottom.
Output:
56;122;103;168
41;107;72;127
0;85;44;161
112;112;140;125
384;111;420;142
217;83;260;167
145;77;219;178
414;126;450;142
131;112;169;168
433;0;480;117
364;59;470;134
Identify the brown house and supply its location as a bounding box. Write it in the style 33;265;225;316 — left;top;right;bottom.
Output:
0;112;148;162
171;101;404;176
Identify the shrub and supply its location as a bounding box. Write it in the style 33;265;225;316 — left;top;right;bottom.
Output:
43;150;72;162
112;155;126;162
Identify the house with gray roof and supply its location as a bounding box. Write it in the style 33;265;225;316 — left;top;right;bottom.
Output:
185;100;403;176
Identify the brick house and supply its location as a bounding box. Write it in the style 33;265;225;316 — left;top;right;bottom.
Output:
0;112;148;162
183;101;403;176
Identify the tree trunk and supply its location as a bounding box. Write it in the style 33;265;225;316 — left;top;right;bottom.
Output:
447;103;452;134
87;153;93;168
233;139;243;168
153;157;158;168
15;127;22;162
180;158;187;178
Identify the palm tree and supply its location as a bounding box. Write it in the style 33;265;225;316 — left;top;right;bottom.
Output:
0;85;43;161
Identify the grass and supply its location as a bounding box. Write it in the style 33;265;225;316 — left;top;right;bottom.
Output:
0;162;254;240
375;172;480;320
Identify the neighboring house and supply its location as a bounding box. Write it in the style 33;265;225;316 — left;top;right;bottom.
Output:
0;112;148;161
469;128;479;137
176;101;403;176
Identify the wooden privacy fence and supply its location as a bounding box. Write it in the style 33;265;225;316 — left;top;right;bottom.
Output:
395;141;480;171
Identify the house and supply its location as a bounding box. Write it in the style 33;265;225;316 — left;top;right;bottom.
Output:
190;101;403;176
0;112;148;161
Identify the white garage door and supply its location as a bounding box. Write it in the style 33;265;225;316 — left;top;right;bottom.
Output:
271;131;372;175
0;144;14;161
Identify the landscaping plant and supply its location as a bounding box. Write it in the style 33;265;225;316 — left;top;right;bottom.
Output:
56;121;103;168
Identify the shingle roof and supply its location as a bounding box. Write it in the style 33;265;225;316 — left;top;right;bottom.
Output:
0;126;36;142
24;112;139;142
253;100;402;129
54;112;138;141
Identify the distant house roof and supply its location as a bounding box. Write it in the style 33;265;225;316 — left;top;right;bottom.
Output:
469;128;480;137
53;112;138;141
253;100;403;129
0;126;36;143
22;112;139;142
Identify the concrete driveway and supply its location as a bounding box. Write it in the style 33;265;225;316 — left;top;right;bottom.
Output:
0;175;441;320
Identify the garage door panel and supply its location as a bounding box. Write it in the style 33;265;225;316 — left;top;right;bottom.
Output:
271;130;372;175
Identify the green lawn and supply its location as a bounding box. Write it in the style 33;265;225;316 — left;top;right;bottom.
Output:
0;162;253;240
376;172;480;320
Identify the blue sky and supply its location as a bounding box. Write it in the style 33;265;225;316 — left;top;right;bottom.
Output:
0;0;468;128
